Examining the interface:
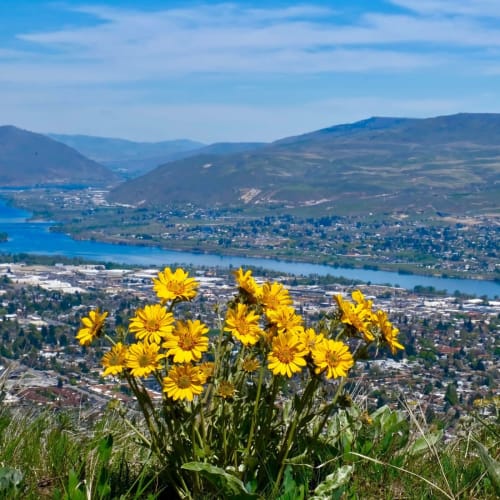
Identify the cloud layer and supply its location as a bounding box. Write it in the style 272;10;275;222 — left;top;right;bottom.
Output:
1;1;499;141
7;1;500;83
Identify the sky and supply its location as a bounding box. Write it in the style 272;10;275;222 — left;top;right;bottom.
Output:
1;0;500;143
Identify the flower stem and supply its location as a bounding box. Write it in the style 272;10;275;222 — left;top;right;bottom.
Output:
271;376;319;497
244;362;266;458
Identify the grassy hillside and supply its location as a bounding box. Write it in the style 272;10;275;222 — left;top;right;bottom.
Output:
1;394;497;498
108;113;500;216
0;126;119;187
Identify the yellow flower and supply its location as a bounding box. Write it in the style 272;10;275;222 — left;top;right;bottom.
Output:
473;398;486;408
375;310;404;354
126;342;163;377
217;380;236;399
198;361;215;382
153;267;199;303
163;364;204;401
234;267;262;300
335;294;375;341
297;327;324;354
241;357;260;373
102;342;128;377
76;308;108;346
352;290;373;311
224;303;263;346
268;332;308;378
311;339;354;379
361;411;373;425
129;304;174;344
261;282;293;311
163;319;209;363
266;305;303;334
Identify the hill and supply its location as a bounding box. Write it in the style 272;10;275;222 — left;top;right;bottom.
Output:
48;133;205;177
48;134;267;177
108;113;500;215
0;126;119;187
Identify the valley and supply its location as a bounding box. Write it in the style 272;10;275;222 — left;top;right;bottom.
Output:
4;187;499;284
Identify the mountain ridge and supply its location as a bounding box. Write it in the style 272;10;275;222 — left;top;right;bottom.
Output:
107;113;500;215
0;126;119;187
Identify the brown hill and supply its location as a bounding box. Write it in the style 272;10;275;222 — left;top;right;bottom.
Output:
108;113;500;215
0;126;119;187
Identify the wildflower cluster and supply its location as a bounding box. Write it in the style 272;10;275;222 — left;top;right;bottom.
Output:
76;267;208;399
335;289;404;353
76;267;403;498
227;268;360;381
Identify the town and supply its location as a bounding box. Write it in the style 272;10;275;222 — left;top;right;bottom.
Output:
0;260;498;434
7;187;500;281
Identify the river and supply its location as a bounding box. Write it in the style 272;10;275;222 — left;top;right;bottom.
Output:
0;199;498;298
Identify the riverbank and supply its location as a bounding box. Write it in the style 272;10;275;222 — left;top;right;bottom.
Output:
59;227;496;282
6;188;500;283
1;196;499;297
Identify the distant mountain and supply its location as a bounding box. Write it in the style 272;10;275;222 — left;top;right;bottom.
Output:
47;134;266;177
47;133;205;177
0;126;119;187
108;113;500;215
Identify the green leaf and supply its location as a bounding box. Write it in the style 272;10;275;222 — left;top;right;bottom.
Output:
98;434;113;463
284;452;309;465
360;440;373;455
310;465;353;499
276;466;305;500
181;462;260;499
473;439;500;494
65;470;87;500
97;482;112;498
0;466;23;492
407;430;443;456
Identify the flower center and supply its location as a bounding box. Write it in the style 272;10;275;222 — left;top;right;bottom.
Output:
179;333;196;351
326;351;340;367
236;319;250;335
218;381;235;398
177;374;192;389
168;280;186;294
138;353;153;367
277;346;294;364
242;359;259;372
109;353;122;365
146;319;160;332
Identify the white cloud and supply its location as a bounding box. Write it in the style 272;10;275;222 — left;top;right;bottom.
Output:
1;2;500;140
389;0;500;17
6;1;496;87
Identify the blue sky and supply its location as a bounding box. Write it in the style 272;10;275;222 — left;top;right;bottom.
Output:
1;0;500;143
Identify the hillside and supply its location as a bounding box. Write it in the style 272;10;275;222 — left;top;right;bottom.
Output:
48;134;267;178
48;133;205;177
0;126;119;187
108;113;500;215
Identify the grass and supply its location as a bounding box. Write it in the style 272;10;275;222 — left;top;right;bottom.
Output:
0;406;160;499
342;401;500;499
0;397;497;499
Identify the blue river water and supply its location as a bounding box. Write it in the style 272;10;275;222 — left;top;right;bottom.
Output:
0;199;498;298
